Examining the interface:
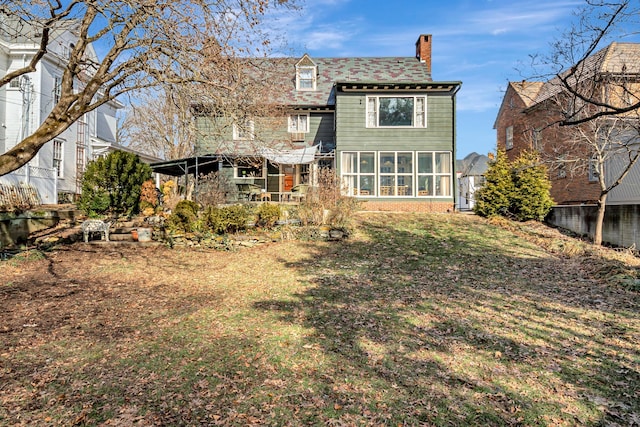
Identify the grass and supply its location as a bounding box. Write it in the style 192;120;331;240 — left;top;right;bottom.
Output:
0;212;639;426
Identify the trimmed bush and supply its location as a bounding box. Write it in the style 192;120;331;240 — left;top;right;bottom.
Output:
511;153;554;221
255;203;281;228
474;150;514;218
203;204;251;234
166;200;200;233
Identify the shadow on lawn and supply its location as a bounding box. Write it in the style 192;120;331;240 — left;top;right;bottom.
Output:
256;214;640;425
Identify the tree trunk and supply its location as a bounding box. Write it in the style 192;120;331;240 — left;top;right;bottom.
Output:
0;112;76;176
593;192;607;246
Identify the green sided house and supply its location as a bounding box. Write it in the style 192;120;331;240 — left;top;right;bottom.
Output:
190;34;461;212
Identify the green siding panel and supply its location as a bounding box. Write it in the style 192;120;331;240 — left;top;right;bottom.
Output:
335;92;454;152
195;112;335;156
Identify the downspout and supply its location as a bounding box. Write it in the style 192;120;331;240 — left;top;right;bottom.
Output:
194;157;199;203
451;83;462;212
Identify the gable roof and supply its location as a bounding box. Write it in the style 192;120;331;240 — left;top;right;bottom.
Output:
493;81;543;129
534;42;640;104
262;56;435;107
511;81;544;107
457;152;489;176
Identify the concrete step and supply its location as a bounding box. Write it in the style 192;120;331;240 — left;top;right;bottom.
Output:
109;232;135;242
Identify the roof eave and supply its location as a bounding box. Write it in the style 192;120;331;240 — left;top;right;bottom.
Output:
335;81;461;93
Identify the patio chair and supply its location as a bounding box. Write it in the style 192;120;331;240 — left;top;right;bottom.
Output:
290;184;310;202
237;183;263;201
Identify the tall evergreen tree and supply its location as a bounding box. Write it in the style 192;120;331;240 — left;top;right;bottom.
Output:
511;153;554;221
473;150;514;218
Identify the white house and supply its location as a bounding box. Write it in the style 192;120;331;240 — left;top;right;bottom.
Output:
457;152;489;211
0;17;123;204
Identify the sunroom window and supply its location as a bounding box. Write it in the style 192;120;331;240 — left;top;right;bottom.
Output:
417;152;451;196
342;152;376;196
379;152;413;196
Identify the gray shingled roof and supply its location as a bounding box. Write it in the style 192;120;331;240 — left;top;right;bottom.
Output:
264;56;433;107
457;152;489;176
534;42;640;104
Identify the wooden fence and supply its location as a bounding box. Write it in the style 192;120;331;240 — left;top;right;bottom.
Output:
0;183;40;211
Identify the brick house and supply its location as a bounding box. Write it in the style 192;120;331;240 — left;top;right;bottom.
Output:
190;35;462;212
494;42;640;206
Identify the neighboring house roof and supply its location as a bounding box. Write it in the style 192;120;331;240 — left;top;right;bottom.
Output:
0;14;77;44
260;56;434;107
534;42;640;104
511;81;544;107
457;152;489;176
492;81;543;129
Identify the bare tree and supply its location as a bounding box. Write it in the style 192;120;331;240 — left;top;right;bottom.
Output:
519;0;640;245
0;0;294;176
540;110;640;245
119;87;196;160
529;0;640;126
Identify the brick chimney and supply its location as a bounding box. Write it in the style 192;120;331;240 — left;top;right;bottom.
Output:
415;34;432;74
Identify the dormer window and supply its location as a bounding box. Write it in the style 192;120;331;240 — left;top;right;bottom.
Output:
295;54;317;91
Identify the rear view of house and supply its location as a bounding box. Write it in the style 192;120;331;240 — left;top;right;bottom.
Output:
193;34;462;212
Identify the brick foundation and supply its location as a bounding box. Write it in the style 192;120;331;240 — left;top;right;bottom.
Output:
360;200;454;213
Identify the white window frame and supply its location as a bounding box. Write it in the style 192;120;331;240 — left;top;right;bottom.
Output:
340;151;453;198
288;114;309;133
365;95;427;128
233;120;254;141
8;78;20;89
342;152;376;196
417;151;452;197
53;139;64;178
378;152;414;197
235;159;264;179
506;126;514;150
53;75;62;105
296;66;316;91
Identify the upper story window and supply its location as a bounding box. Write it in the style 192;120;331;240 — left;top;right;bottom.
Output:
233;120;254;140
588;155;600;182
53;139;63;177
532;128;541;151
288;114;309;133
295;54;317;91
53;76;62;104
506;126;513;150
366;96;427;128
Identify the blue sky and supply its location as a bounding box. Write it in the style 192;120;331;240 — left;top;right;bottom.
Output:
268;0;612;159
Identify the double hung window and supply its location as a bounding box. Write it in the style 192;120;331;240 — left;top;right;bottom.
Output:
296;66;316;91
288;114;309;133
53;140;63;177
233;120;254;140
